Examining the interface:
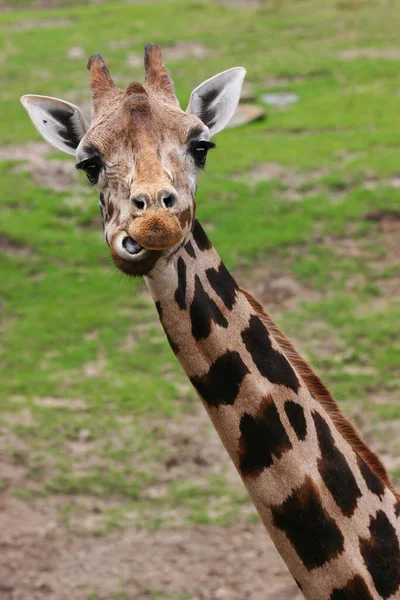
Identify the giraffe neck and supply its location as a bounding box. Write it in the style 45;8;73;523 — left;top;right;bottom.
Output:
145;220;400;600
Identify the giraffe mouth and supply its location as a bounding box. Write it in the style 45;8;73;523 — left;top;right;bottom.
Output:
113;232;147;261
122;236;143;256
110;231;161;277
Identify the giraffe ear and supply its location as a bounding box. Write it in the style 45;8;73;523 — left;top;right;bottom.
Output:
186;67;246;136
20;95;89;156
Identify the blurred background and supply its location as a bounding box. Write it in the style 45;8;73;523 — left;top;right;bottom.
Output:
0;0;399;598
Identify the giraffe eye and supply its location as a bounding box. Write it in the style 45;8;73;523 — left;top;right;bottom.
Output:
76;157;103;185
190;141;216;168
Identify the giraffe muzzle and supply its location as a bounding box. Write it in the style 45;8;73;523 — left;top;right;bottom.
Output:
127;210;184;251
109;210;184;277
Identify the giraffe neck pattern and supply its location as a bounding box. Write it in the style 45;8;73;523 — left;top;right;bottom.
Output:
145;220;400;600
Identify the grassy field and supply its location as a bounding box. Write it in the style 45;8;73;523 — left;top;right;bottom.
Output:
0;0;399;598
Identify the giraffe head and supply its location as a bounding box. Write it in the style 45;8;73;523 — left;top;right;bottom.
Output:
21;44;245;276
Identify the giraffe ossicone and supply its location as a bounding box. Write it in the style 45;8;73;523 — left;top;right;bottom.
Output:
21;44;400;600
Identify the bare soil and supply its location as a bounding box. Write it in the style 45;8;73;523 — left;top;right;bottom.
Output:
0;398;300;599
235;265;323;310
0;142;88;193
0;233;32;258
235;161;327;195
264;71;328;88
0;492;301;600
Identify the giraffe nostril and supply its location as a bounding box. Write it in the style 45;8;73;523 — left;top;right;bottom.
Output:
132;196;146;210
161;193;177;209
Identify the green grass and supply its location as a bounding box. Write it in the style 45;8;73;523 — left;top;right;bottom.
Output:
0;0;399;529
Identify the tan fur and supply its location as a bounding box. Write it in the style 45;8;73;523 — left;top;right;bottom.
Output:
240;287;399;500
87;54;122;119
128;209;183;250
81;46;205;276
144;43;178;104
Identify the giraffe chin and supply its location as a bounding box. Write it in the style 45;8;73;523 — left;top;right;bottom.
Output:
110;231;162;277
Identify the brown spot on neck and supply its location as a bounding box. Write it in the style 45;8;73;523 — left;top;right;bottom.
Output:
240;287;399;500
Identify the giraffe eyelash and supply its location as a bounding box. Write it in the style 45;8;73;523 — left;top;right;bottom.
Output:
189;140;216;168
76;156;103;186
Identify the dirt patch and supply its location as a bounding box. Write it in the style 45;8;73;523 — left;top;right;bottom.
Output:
235;162;327;199
33;397;88;410
125;52;143;68
378;275;399;300
82;350;106;378
0;493;300;600
3;409;37;428
108;39;132;50
314;231;399;307
244;162;326;185
240;161;400;200
0;142;49;162
121;332;136;352
0;233;32;259
333;150;365;163
0;422;33;489
365;209;400;233
262;92;299;107
322;235;367;258
264;71;328;88
13;158;85;193
67;46;84;60
361;172;400;191
236;266;323;310
338;48;400;60
163;42;210;62
236;218;398;315
1;363;290;591
150;405;240;488
0;141;88;193
324;228;398;266
363;211;400;269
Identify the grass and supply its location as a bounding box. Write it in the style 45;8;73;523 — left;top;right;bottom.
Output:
0;0;399;532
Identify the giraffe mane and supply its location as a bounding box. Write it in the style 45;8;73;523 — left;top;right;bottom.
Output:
240;287;399;500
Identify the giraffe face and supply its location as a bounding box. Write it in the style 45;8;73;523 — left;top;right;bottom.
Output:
75;89;211;277
21;44;245;277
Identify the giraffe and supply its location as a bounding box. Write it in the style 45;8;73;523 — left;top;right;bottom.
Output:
21;44;400;599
